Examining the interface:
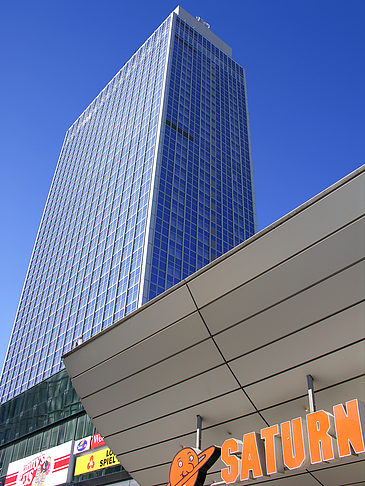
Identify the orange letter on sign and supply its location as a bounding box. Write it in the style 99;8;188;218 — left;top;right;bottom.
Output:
240;432;266;480
334;399;365;457
307;410;336;464
281;417;307;470
221;438;242;484
261;424;284;475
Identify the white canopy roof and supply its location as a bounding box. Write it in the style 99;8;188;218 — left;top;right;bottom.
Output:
64;166;365;486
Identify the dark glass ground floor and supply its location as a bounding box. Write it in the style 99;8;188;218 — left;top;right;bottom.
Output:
0;370;133;486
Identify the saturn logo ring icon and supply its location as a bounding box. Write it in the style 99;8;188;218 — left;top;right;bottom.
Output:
167;446;221;486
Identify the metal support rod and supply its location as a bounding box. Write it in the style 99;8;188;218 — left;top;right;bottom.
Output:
306;374;316;413
196;415;202;450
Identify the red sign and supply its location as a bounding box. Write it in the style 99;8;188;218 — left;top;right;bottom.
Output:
91;434;105;449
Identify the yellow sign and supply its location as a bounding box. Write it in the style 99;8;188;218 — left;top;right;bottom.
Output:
74;448;119;476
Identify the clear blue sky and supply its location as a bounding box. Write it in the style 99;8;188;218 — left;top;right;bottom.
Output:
0;0;364;372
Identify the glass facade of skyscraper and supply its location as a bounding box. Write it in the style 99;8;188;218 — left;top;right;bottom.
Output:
0;7;255;404
0;15;170;402
146;16;255;300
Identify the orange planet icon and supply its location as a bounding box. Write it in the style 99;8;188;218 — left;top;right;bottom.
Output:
167;446;220;486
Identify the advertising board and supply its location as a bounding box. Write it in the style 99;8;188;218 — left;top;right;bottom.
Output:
73;437;91;456
73;433;105;456
74;448;119;476
90;434;105;449
5;442;72;486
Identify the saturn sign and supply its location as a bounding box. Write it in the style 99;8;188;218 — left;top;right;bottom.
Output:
166;399;365;485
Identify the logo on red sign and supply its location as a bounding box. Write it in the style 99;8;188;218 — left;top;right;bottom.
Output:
20;454;51;486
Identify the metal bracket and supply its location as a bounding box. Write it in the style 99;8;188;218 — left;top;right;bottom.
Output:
196;415;202;450
306;374;316;413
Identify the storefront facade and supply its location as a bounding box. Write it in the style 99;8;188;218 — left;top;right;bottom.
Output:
0;371;136;486
64;166;365;485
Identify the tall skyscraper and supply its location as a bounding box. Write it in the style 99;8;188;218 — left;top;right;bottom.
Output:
0;6;255;404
